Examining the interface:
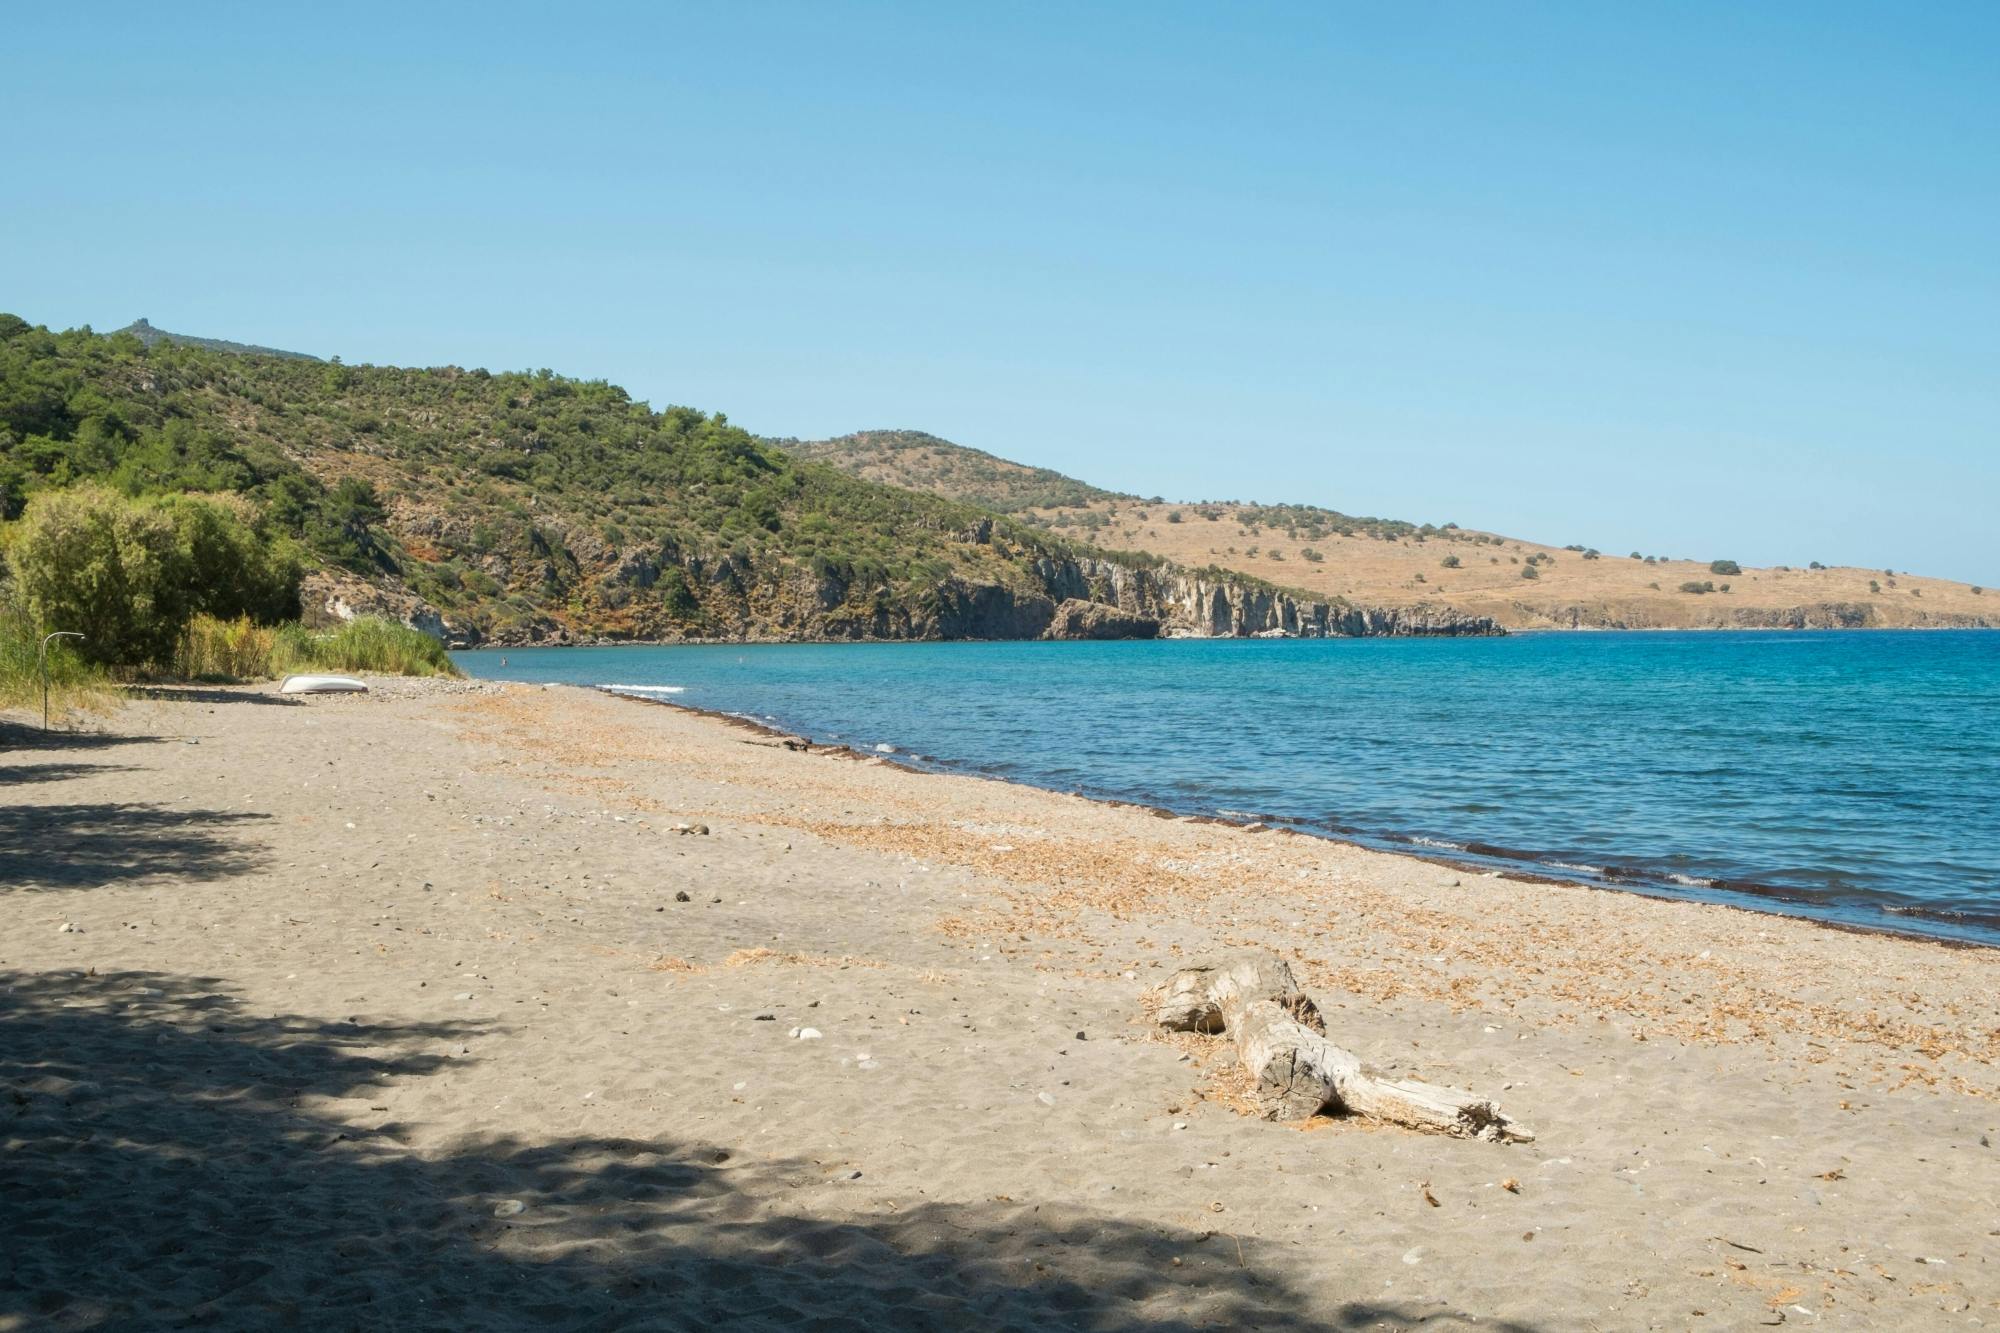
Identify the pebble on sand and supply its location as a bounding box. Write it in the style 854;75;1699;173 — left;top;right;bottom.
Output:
493;1200;526;1217
790;1027;823;1040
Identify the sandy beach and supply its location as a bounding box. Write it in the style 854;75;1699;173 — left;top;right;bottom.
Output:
3;681;1996;1331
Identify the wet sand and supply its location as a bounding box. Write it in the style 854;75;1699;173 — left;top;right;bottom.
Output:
3;680;1996;1330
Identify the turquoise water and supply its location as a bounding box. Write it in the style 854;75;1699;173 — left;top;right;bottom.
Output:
455;632;2000;946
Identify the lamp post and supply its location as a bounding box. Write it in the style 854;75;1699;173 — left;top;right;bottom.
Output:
39;632;84;733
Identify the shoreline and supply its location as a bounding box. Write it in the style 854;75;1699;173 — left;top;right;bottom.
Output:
587;682;2000;952
459;621;2000;649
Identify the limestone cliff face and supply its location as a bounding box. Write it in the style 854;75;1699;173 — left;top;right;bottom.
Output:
1044;599;1162;640
1045;558;1503;639
432;543;1503;646
1524;600;2000;632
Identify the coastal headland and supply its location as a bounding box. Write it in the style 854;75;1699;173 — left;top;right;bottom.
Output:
4;682;1996;1328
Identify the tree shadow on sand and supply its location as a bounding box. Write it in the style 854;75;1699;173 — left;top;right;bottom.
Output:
122;685;303;707
0;761;144;786
0;802;269;890
0;971;1551;1332
0;720;161;754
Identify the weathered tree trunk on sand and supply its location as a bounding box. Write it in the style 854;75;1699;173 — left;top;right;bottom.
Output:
1232;999;1533;1141
1154;952;1533;1143
1154;953;1316;1034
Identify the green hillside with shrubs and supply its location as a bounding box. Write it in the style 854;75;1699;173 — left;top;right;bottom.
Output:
0;315;1162;687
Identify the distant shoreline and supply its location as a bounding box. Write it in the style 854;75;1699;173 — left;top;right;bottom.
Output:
454;621;2000;650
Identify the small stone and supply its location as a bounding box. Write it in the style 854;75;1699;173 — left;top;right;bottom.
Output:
791;1027;822;1041
753;1013;776;1021
1075;1030;1087;1041
843;1170;862;1181
1037;1091;1056;1106
674;891;691;902
454;992;473;1001
1174;1121;1189;1131
57;922;80;934
492;1200;525;1217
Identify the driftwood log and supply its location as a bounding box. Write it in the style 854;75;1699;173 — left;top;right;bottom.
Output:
1154;952;1533;1143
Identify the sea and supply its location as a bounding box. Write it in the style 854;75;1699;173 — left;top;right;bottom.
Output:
454;631;2000;947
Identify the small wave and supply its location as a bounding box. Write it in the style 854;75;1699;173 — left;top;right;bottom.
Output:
603;684;686;695
1664;873;1717;888
1407;836;1466;851
873;743;897;754
1540;860;1605;876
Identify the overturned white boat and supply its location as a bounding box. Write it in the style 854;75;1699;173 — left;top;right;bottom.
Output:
279;674;369;695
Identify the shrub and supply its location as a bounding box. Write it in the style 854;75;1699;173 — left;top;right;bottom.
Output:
173;614;280;681
1870;580;1881;593
5;486;300;667
1300;548;1324;563
1709;559;1742;576
1440;554;1461;569
1520;565;1539;580
273;617;460;677
1679;580;1715;594
1808;561;1826;570
6;485;192;666
1974;586;1984;595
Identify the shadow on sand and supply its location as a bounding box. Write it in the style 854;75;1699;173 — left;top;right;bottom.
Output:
0;971;1550;1331
0;802;270;891
122;684;304;707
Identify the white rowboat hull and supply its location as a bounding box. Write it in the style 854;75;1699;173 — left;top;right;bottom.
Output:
279;675;369;695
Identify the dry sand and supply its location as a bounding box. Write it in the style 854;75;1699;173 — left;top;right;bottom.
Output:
3;681;1996;1330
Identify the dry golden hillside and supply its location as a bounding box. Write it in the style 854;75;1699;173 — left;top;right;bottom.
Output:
1045;501;1993;629
777;432;1995;630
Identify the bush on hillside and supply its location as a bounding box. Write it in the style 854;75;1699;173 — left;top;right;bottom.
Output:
1709;559;1742;576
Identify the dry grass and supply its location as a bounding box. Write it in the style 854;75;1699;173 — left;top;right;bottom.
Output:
1045;500;1994;629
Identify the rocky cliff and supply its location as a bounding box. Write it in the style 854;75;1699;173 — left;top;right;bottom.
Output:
326;509;1506;646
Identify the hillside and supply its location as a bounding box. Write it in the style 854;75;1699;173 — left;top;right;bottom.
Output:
783;432;1996;630
775;430;1132;512
111;317;320;361
0;317;1494;646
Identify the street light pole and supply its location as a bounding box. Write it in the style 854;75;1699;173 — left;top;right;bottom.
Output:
39;632;84;732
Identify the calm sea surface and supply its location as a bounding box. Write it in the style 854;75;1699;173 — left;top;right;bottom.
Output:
454;631;2000;946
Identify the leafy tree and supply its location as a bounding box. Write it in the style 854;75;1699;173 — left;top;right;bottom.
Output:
1709;559;1742;576
5;486;299;666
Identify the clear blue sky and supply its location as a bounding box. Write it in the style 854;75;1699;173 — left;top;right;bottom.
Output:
7;3;1996;581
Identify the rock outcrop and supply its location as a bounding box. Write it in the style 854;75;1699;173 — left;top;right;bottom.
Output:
301;570;476;647
1044;599;1162;640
